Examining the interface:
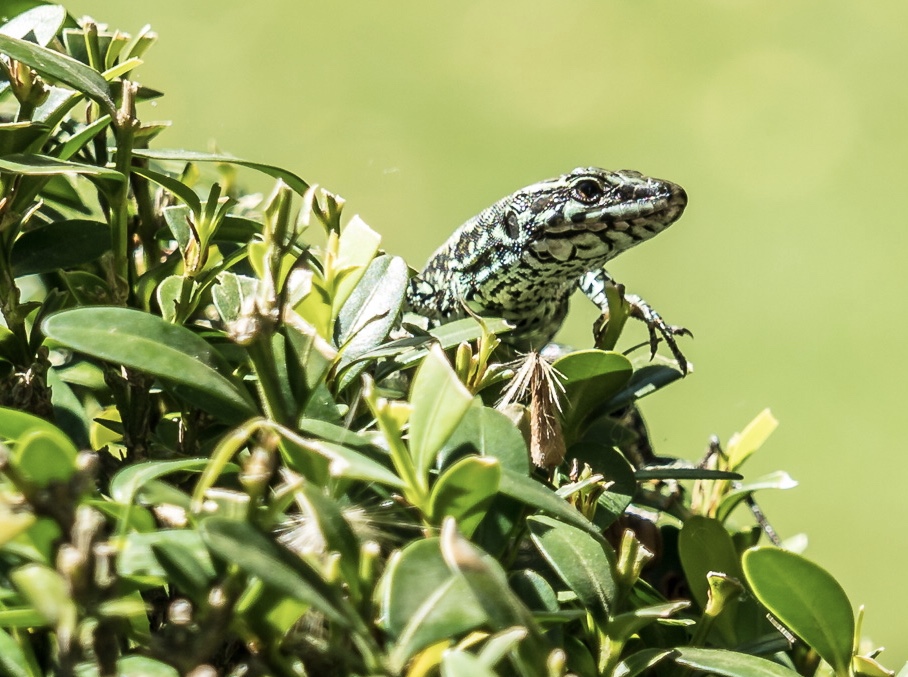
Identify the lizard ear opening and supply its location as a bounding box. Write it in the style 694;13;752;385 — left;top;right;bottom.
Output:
573;178;604;204
504;211;521;239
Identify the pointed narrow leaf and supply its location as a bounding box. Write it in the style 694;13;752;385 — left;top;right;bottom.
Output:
131;148;309;195
200;518;350;627
0;33;115;113
498;468;603;540
0;153;122;180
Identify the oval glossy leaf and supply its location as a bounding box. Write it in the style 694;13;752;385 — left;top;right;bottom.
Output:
0;33;115;113
552;349;632;435
438;401;529;474
527;514;617;620
428;456;500;537
743;547;854;676
0;405;63;440
12;219;109;276
674;647;801;677
12;427;77;487
409;345;473;480
380;539;487;671
131;148;309;196
43;307;256;422
679;516;745;604
381;538;485;639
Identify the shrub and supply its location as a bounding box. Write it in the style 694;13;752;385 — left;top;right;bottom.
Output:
0;5;898;677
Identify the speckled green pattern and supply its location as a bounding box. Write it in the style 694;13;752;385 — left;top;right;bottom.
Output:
407;167;687;349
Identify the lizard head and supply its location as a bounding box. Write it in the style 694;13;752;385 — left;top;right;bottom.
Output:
517;167;688;269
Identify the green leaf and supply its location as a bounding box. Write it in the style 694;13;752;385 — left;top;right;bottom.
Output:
0;405;63;440
438;400;529;474
381;538;488;671
0;5;66;46
11;427;77;487
200;517;351;627
552;349;633;438
369;317;512;376
0;33;115;113
439;521;547;674
600;364;684;412
527;514;617;620
290;479;362;599
131;148;309;196
11;219;109;276
428;456;500;537
0;625;37;677
0;153;122;180
42;307;256;422
409;345;473;481
332;215;383;316
743;547;855;677
0;121;50;156
673;647;801;677
10;563;76;629
726;409;779;470
716;471;798;523
441;650;497;677
498;468;603;540
281;434;403;488
679;517;744;603
335;254;409;388
118;529;215;582
212;272;257;324
133;167;202;217
74;655;180;677
615;649;678;677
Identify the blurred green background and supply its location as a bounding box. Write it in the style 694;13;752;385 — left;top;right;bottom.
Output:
66;0;908;662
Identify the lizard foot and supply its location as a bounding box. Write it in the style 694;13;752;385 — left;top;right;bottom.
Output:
624;293;692;375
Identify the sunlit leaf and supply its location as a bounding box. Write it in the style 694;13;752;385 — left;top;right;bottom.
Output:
743;547;854;676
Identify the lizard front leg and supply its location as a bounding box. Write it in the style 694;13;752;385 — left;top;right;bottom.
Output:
579;269;692;374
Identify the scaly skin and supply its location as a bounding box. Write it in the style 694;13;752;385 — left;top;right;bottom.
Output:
406;167;689;368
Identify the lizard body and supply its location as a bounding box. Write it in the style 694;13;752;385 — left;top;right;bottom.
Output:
406;167;689;367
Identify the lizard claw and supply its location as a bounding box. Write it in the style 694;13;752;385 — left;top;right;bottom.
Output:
625;294;692;375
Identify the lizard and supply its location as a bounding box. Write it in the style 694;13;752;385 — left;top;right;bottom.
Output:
405;167;691;373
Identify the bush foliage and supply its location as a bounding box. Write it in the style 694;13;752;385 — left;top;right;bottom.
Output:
0;5;899;677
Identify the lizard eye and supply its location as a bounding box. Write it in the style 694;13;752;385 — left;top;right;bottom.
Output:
573;178;604;203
